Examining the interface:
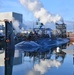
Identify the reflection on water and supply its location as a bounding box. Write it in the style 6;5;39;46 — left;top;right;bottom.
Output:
0;43;74;75
23;47;66;75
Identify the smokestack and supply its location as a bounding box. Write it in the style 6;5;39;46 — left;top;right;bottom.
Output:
19;0;63;25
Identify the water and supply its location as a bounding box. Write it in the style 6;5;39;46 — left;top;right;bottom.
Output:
0;43;74;75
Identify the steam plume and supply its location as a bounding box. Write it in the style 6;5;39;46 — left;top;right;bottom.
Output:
19;0;63;24
12;18;25;33
12;18;21;33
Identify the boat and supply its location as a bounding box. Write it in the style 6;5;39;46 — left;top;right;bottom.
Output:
15;41;40;52
56;38;70;46
15;27;69;52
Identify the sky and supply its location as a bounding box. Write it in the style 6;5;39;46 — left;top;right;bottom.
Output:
0;0;74;31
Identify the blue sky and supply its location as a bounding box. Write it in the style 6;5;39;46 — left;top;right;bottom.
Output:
40;0;74;21
0;0;74;31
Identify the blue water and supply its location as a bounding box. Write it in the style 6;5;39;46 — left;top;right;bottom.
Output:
0;44;74;75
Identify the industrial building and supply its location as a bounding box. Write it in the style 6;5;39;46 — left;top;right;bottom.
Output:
0;12;22;23
56;23;67;38
0;12;23;34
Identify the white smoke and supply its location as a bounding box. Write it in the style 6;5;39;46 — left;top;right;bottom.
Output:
12;18;21;33
19;0;63;25
12;18;25;33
